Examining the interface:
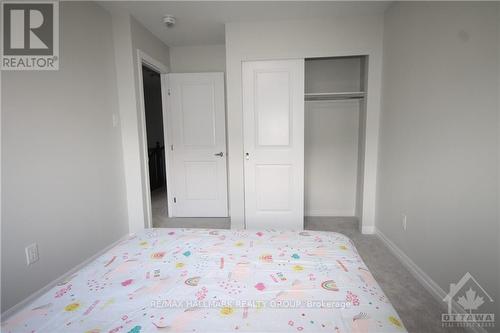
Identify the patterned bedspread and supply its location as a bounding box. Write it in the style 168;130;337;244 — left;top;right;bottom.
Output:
2;228;406;332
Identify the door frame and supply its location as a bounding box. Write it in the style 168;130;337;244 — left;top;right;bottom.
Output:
136;49;173;228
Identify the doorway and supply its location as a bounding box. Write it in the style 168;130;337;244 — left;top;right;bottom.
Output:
136;50;171;229
138;61;229;228
141;65;169;225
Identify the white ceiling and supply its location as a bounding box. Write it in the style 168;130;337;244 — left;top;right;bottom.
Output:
101;1;391;47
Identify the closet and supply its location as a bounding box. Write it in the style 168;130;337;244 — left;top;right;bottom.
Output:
304;56;366;220
242;56;367;230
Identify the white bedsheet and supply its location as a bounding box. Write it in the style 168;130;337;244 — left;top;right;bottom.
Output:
2;228;406;332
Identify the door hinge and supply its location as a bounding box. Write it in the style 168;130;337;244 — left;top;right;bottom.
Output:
170;145;174;151
168;88;171;96
173;197;177;203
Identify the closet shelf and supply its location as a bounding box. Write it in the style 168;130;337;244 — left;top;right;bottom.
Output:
305;91;365;101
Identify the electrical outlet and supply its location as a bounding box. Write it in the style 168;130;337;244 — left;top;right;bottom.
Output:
402;215;407;231
25;243;39;265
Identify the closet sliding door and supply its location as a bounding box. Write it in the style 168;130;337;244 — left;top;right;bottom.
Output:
242;59;305;230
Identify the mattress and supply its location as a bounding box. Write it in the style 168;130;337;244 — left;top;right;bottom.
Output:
2;228;406;333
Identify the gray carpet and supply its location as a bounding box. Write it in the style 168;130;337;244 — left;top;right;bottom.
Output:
306;217;467;333
152;201;467;333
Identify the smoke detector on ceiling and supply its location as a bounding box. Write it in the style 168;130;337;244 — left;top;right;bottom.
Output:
163;15;176;27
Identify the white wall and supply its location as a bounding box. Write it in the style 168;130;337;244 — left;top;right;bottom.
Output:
131;18;171;70
108;9;170;232
225;16;384;232
305;101;359;216
1;2;128;311
378;2;499;317
170;44;226;73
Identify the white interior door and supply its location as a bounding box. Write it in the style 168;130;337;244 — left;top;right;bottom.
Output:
168;73;228;217
242;59;305;229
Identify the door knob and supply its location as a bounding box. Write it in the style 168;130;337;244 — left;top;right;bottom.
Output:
214;152;224;157
245;152;250;160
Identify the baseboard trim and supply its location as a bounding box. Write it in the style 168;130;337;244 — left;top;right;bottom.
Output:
361;225;375;234
1;233;132;320
305;209;355;217
375;229;487;333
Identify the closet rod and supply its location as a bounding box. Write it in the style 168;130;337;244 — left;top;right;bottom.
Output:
305;91;365;101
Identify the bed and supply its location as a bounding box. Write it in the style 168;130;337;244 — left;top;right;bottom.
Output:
2;228;406;333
